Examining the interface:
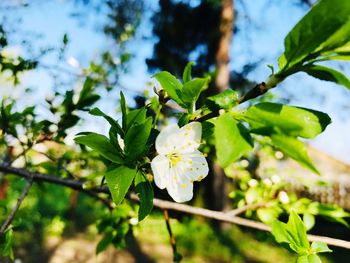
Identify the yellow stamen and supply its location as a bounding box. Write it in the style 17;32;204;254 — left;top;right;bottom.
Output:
168;153;182;167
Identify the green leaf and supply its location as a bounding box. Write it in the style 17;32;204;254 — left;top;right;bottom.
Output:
257;207;281;224
63;33;69;45
124;117;152;161
183;61;194;83
215;113;253;167
271;220;290;244
96;232;113;254
0;228;14;260
181;77;210;111
126;108;147;131
311;241;332;254
300;64;350;91
153;71;186;108
78;77;95;104
271;220;290;243
278;54;287;70
286;211;310;252
135;172;154;221
105;166;137;205
89;107;124;136
281;0;350;69
303;212;315;231
75;133;123;164
206;89;239;110
120;91;127;131
245;102;331;139
270;134;319;174
297;255;322;263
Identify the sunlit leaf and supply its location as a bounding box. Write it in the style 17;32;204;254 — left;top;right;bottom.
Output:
105;166;137;206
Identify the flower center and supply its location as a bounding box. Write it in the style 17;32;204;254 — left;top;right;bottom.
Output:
167;153;182;167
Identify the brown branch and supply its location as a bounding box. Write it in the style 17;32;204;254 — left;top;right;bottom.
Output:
0;175;33;234
163;209;180;262
238;82;267;104
225;202;265;217
1;164;350;250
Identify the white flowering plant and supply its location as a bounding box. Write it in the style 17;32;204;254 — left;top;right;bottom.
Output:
2;0;350;261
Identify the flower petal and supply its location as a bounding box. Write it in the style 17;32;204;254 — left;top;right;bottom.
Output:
151;154;170;189
155;123;181;155
166;167;193;202
177;122;202;153
177;150;209;182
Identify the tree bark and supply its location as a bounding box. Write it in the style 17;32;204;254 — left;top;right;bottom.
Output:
215;0;234;92
209;0;234;213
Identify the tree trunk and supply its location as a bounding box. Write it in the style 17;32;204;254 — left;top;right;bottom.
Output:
209;0;234;212
215;0;234;92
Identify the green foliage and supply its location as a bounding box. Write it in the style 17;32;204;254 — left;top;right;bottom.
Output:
105;166;137;206
299;65;350;91
135;172;154;221
153;71;185;108
206;89;239;110
244;103;331;139
96;207;131;254
75;133;124;163
182;61;194;83
270;0;350;92
270;134;319;174
124;117;152;162
181;77;209;111
214;113;253;167
3;1;350;259
89;107;124;137
271;211;332;262
0;228;14;260
280;0;350;70
153;69;210;112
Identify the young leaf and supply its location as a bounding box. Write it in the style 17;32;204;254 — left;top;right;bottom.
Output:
286;211;310;252
281;0;350;69
0;228;14;260
120;91;127;131
96;232;113;255
89;107;124;137
311;241;332;254
124;117;153;161
181;77;210;111
300;64;350;91
215;113;253;167
75;133;123;164
297;255;322;263
126;108;147;131
270;134;319;174
183;61;194;83
271;220;290;244
245;103;331;139
135;172;154;221
303;212;315;231
77;77;100;108
153;71;186;108
105;166;137;205
206;89;239;110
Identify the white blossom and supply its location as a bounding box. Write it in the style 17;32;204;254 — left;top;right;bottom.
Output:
278;191;290;204
151;122;209;203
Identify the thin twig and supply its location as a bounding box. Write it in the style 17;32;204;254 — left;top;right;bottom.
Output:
0;176;33;234
163;209;180;262
1;164;350;250
225;202;265;217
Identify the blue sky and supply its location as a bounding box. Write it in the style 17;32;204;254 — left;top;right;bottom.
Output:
1;0;350;164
